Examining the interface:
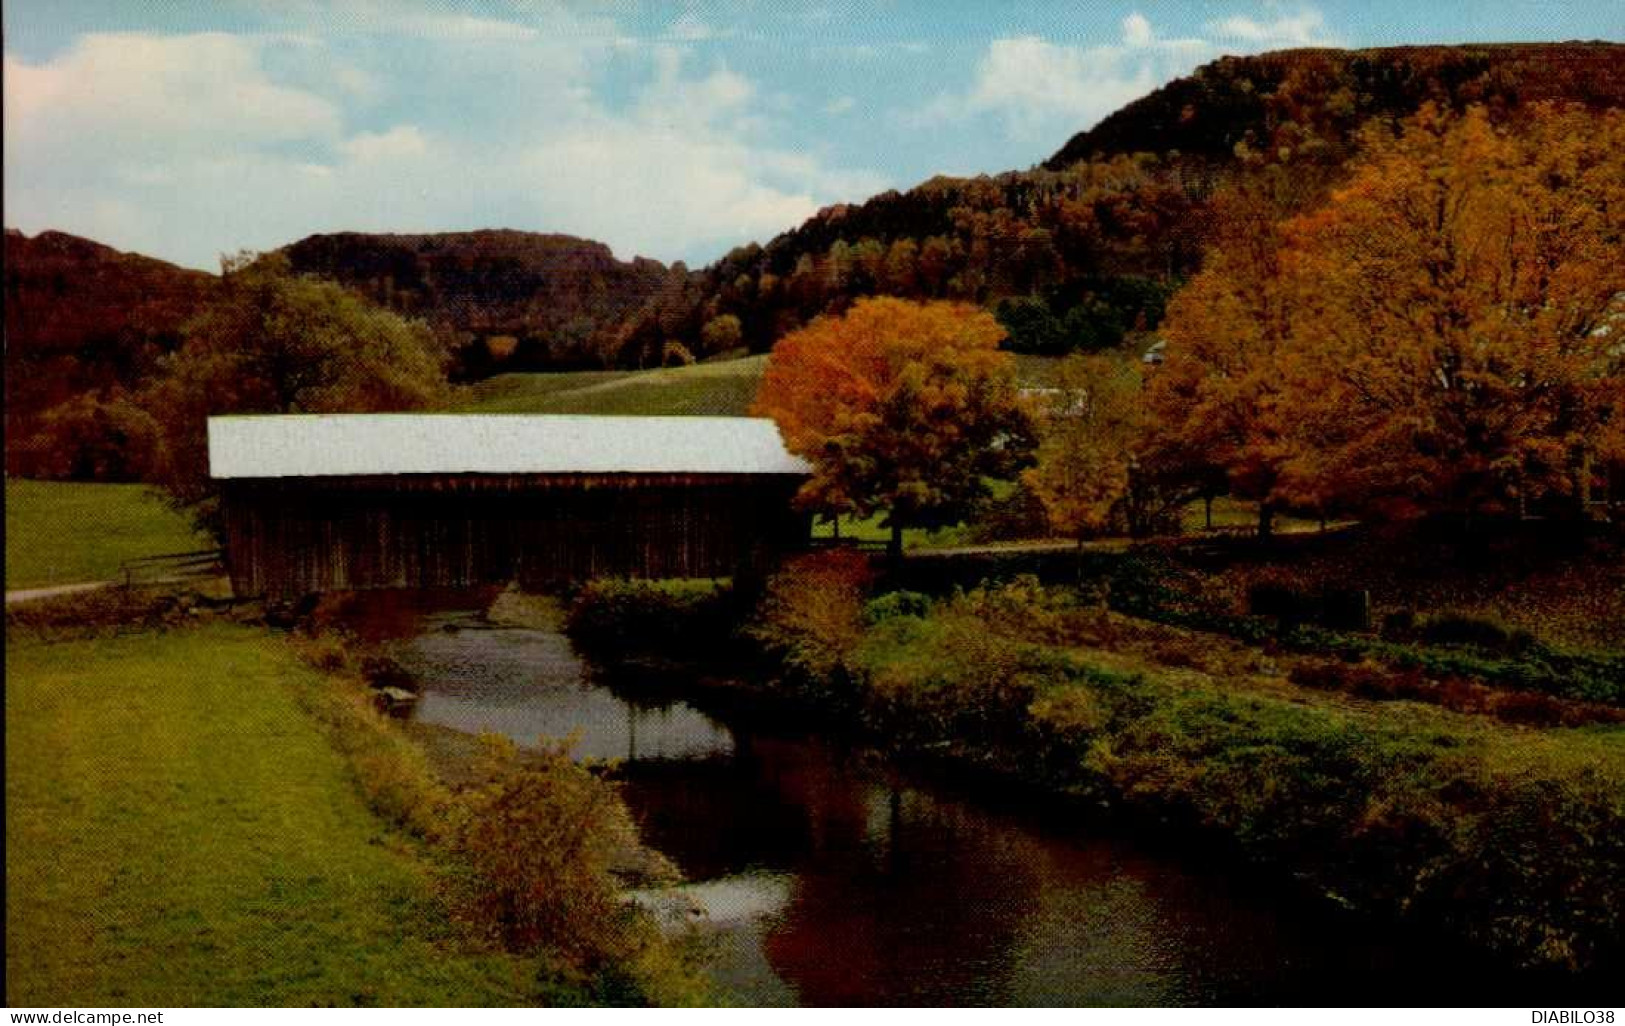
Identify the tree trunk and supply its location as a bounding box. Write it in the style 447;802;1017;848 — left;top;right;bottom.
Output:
1204;495;1214;531
887;520;904;565
1258;502;1275;542
1579;449;1593;519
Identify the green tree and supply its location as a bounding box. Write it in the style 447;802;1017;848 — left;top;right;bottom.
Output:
146;252;449;515
995;296;1065;355
699;313;743;357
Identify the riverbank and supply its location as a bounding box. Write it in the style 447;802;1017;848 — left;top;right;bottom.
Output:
566;560;1625;979
6;599;710;1006
6;623;537;1005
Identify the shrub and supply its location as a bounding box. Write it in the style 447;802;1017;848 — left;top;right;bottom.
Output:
1420;612;1536;655
566;578;737;657
1287;658;1429;701
455;736;642;962
748;550;875;689
863;590;932;624
946;575;1083;644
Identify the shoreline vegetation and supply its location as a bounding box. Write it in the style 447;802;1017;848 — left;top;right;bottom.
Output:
564;542;1625;978
7;478;1623;1000
5;590;712;1008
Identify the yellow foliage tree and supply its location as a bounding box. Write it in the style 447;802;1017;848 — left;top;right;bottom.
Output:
1024;355;1146;542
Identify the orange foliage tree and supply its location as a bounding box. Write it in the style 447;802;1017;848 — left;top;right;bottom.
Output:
1150;103;1625;526
1143;179;1298;537
751;297;1035;557
1273;104;1625;518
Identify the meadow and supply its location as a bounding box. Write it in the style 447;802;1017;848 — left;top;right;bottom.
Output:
459;355;769;416
5;479;211;591
4;624;537;1006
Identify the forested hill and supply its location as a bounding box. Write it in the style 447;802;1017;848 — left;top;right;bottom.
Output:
609;41;1625;367
4;229;215;455
1044;42;1625;169
279;230;680;375
9;42;1625;386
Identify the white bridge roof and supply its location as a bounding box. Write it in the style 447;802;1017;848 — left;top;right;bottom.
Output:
208;414;810;479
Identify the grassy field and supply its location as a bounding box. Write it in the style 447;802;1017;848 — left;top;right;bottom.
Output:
5;624;535;1006
460;352;1076;417
5;480;212;591
460;355;769;416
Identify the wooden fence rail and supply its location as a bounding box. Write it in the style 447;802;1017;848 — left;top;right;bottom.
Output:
121;549;224;588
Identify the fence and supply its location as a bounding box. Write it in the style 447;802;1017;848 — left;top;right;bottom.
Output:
120;549;224;588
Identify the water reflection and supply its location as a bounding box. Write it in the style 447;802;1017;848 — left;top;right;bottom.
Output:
389;609;734;763
339;593;1516;1006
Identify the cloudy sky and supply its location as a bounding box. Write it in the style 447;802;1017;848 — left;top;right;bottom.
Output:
5;1;1619;271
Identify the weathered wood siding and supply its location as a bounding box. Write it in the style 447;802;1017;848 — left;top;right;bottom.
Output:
221;473;808;598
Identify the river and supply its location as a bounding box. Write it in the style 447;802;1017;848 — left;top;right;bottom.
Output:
339;590;1518;1006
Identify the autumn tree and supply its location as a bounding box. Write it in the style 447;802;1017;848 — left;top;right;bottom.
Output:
752;297;1036;558
1272;104;1625;519
146;252;450;515
1024;355;1144;542
1149;103;1625;526
1143;176;1297;538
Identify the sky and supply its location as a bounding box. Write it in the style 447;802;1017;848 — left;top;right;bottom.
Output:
4;1;1620;271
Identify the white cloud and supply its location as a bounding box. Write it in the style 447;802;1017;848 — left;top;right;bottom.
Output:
825;96;857;115
916;5;1337;144
808;41;932;60
3;26;888;270
4;33;342;160
1207;5;1343;47
338;126;429;162
1121;12;1155;47
667;12;717;42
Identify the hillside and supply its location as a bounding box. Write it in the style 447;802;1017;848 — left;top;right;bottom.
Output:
8;41;1625;483
458;355;768;417
610;42;1625;366
279;230;682;375
1046;42;1625;170
4;230;216;474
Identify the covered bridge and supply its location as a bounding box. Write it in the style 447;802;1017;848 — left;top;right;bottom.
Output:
209;414;811;598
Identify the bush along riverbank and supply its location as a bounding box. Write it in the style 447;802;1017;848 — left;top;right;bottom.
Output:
565;555;1625;976
287;625;714;1006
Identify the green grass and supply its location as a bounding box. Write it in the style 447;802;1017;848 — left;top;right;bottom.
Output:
460;355;769;416
808;510;972;550
5;625;535;1006
5;480;212;590
1177;495;1336;535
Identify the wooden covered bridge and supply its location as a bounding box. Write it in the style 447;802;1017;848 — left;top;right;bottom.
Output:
208;414;811;598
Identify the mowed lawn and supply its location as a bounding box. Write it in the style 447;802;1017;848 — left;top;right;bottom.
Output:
5;480;212;590
5;624;531;1006
460;354;768;416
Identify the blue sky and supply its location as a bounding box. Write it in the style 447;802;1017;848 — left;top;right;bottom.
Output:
5;1;1620;271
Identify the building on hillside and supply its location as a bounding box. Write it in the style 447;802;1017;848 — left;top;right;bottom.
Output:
208;414;811;598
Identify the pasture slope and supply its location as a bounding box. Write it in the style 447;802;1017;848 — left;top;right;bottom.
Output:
5;625;536;1006
5;479;211;591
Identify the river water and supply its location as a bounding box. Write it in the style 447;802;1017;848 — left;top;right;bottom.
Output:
344;593;1516;1006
